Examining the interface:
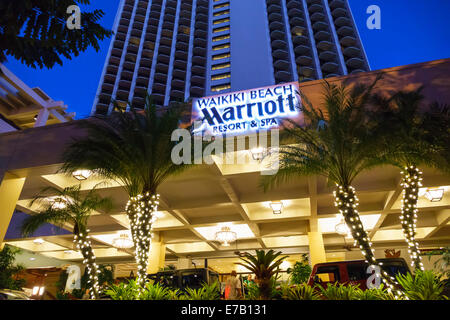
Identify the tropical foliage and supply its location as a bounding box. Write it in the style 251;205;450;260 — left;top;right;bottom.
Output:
396;270;448;300
286;254;312;284
105;280;220;300
286;283;321;300
21;184;112;299
0;0;112;69
61;95;193;287
263;77;400;292
183;282;221;300
0;245;26;290
236;249;287;300
371;89;450;271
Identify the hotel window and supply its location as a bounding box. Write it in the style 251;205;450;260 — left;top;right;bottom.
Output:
211;83;231;92
212;43;230;51
213;26;230;33
212;53;231;61
213;18;230;25
212;62;231;70
211;73;231;81
213;2;229;10
214;9;230;17
213;34;230;42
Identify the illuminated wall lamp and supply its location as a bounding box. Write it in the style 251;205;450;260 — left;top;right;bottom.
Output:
425;188;444;202
72;169;92;181
270;201;283;214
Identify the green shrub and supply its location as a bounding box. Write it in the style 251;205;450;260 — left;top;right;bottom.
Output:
140;282;172;300
355;284;395;300
105;279;139;300
396;270;447;300
182;282;220;300
287;254;312;284
318;283;360;300
287;284;320;300
0;245;26;290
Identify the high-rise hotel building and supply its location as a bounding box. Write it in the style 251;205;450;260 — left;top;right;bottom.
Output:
91;0;369;115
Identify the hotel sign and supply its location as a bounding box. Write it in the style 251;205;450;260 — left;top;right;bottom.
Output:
192;82;301;135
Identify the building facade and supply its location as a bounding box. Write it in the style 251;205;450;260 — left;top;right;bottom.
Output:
91;0;369;115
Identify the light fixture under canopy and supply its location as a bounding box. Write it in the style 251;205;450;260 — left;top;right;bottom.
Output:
215;226;237;246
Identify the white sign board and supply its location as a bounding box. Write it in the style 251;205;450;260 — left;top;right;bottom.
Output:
192;82;301;135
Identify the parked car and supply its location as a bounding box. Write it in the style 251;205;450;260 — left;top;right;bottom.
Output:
308;258;410;290
147;268;220;291
0;289;32;300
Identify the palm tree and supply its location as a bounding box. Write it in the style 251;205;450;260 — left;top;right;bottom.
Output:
262;77;402;296
370;89;450;271
61;95;194;287
21;184;113;299
236;249;287;300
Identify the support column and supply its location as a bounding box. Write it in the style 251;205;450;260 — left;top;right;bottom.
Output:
146;234;166;274
0;173;26;246
307;231;327;267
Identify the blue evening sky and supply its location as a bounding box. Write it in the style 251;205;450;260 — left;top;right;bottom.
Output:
4;0;450;119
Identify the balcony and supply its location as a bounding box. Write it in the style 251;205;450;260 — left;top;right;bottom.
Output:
340;36;357;47
294;44;311;55
273;59;291;71
296;55;313;66
321;62;339;73
292;35;309;46
273;49;289;60
346;57;365;69
316;40;334;51
319;50;337;61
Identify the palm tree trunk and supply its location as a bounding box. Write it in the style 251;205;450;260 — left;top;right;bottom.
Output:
400;165;424;271
74;232;100;299
334;184;402;297
126;192;160;288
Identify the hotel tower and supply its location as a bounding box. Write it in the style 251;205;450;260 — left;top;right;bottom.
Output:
91;0;370;115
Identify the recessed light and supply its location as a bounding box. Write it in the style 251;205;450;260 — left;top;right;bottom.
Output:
33;238;44;244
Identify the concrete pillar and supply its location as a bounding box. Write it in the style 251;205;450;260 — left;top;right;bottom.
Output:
0;173;26;246
146;234;166;274
307;231;327;267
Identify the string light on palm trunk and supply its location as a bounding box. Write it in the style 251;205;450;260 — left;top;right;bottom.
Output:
333;184;404;299
73;232;100;299
400;166;425;271
126;193;160;289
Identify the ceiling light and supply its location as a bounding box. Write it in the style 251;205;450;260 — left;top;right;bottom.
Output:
153;211;164;219
250;147;267;161
270;201;283;214
424;188;444;202
33;238;45;245
335;218;351;237
72;169;92;181
113;231;134;249
29;257;36;261
215;226;237;246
